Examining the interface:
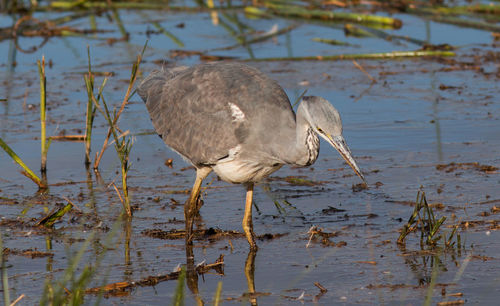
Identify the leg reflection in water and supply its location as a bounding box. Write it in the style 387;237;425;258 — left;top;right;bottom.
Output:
245;249;258;306
185;243;204;306
183;241;260;305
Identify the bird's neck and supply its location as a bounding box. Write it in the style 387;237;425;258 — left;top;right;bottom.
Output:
288;107;320;167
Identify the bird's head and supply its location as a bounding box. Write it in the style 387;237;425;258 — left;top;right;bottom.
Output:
300;96;366;184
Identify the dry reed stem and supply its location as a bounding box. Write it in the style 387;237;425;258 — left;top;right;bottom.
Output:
49;135;86;141
112;182;125;206
9;294;25;306
352;60;376;83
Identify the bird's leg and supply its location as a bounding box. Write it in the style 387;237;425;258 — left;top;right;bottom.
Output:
243;183;258;250
185;167;212;246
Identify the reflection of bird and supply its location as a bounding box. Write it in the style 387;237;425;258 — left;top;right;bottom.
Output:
138;62;365;250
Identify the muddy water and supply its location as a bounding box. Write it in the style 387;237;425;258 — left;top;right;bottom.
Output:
1;4;500;305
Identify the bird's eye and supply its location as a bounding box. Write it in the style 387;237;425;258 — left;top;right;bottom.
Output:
317;127;323;133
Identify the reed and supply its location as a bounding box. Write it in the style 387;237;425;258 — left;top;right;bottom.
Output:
261;4;403;29
246;50;455;62
37;56;51;176
84;46;97;167
98;95;133;216
84;44;145;216
94;42;146;169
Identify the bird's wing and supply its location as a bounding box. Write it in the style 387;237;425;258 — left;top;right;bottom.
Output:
139;64;247;166
139;63;297;167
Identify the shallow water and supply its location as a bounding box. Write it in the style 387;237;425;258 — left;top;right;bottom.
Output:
1;1;500;304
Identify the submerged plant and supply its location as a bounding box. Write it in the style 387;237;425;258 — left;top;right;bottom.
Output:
398;190;461;250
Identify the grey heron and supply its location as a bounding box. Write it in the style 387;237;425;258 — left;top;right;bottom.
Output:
138;62;365;250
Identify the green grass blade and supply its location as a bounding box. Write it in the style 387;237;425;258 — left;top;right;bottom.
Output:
36;202;74;228
172;267;186;306
0;232;10;306
0;137;45;188
213;281;223;306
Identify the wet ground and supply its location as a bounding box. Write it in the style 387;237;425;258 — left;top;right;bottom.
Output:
1;1;500;304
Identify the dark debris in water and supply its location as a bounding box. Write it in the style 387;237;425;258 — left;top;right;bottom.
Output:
257;233;288;241
142;227;287;242
460;219;500;231
306;226;346;247
0;197;19;205
321;206;346;215
226;291;272;302
365;282;453;291
3;247;53;259
142;228;244;240
352;182;368;192
436;162;498;173
86;254;224;297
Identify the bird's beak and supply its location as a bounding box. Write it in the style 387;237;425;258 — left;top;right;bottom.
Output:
327;135;366;184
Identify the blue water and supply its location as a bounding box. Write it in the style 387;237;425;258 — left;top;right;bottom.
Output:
1;2;500;304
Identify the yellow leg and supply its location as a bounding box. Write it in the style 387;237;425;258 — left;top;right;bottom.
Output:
243;183;258;250
185;167;211;246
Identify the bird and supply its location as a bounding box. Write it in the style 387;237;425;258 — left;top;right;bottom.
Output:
138;62;365;250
